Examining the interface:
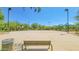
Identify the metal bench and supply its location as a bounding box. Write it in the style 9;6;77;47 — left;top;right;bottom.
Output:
22;41;53;51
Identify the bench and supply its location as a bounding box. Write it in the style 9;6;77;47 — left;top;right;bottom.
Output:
22;41;53;51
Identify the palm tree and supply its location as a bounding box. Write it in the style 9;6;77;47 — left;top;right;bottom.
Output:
30;7;41;13
65;8;69;33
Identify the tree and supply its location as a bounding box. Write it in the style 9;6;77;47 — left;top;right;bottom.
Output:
0;9;4;31
74;22;79;33
31;23;39;30
0;9;4;21
21;24;30;30
30;7;41;13
0;21;5;31
9;21;18;31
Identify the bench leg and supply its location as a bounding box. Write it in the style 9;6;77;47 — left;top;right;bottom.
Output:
24;45;27;51
22;44;27;51
50;44;53;51
48;44;53;51
22;44;24;51
48;45;50;50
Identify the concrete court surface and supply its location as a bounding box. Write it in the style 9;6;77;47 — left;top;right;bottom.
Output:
0;30;79;51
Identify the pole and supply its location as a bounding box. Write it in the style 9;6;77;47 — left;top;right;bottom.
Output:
65;9;69;33
8;8;9;31
67;9;69;33
8;8;11;32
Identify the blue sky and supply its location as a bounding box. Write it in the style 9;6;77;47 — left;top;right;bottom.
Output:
1;7;79;26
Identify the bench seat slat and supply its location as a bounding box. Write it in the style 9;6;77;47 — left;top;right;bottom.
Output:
24;41;51;45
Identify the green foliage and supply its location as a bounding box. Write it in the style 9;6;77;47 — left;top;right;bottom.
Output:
74;22;79;33
9;22;30;31
31;23;39;30
0;9;5;31
0;11;4;21
0;21;5;31
21;24;30;30
0;21;79;33
9;22;17;31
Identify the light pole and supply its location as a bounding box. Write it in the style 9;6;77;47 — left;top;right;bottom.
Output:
65;8;69;33
8;8;11;31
